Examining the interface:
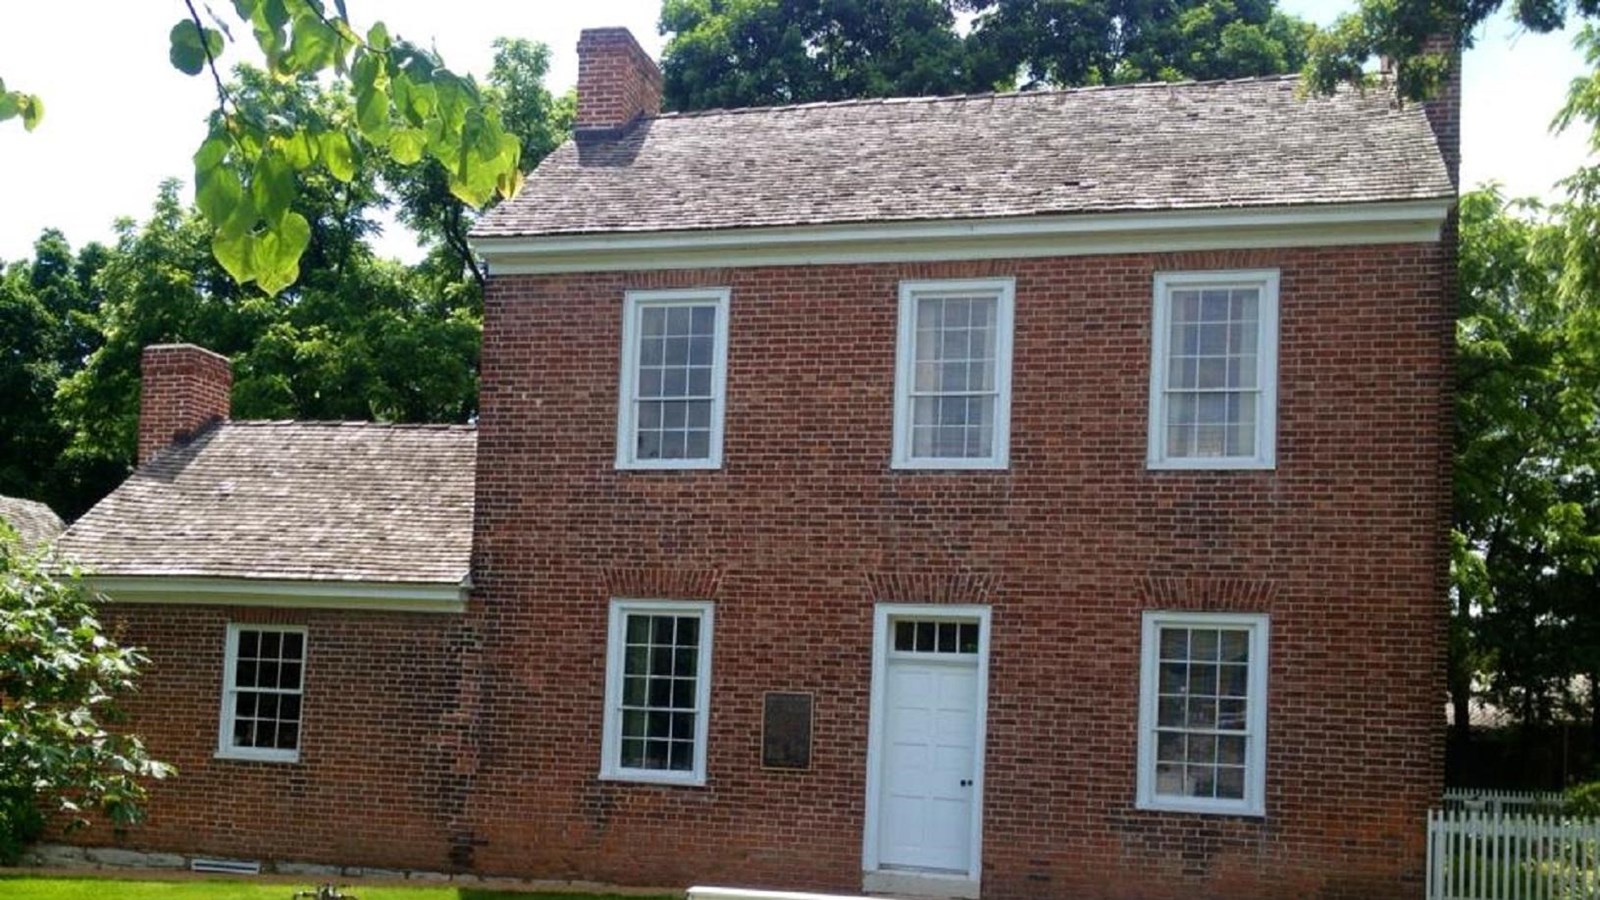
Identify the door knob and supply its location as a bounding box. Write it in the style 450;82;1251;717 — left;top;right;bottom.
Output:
960;779;973;787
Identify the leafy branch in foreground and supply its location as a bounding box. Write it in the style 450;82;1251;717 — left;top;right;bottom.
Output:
0;526;173;862
170;0;523;294
0;78;43;131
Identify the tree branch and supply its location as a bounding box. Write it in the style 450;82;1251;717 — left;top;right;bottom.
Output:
184;0;234;119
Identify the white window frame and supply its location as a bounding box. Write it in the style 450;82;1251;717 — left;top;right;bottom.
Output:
216;623;307;764
1136;611;1269;817
892;278;1016;470
600;599;715;786
1147;269;1279;470
615;288;731;470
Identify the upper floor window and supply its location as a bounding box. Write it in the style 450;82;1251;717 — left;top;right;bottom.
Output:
1136;611;1269;817
218;624;305;763
616;289;730;470
1148;270;1279;469
892;278;1015;470
600;599;715;786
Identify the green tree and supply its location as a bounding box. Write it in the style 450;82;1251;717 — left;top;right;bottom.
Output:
0;526;173;862
384;38;574;288
5;1;523;294
660;0;978;109
0;232;115;519
958;0;1314;88
657;0;1314;111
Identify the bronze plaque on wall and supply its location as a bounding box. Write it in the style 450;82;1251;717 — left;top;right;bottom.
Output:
762;691;814;770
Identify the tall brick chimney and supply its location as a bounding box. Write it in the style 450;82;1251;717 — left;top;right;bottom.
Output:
138;344;231;465
575;27;662;132
1421;32;1462;189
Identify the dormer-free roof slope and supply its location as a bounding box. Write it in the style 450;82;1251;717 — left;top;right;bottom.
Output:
475;76;1455;239
55;421;476;585
0;495;65;551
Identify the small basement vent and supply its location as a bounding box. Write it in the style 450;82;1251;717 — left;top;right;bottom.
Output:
191;858;262;875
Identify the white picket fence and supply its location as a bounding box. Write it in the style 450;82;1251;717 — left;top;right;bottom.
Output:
1427;809;1600;899
1445;789;1571;816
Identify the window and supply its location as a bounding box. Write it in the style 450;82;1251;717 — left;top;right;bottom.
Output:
218;624;305;763
1136;612;1268;816
1148;270;1279;469
893;278;1015;470
600;600;714;785
616;289;730;469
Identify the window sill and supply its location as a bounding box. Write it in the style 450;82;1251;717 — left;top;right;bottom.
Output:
615;460;722;472
892;458;1009;472
598;769;706;788
1146;457;1276;472
1135;796;1264;818
214;748;300;765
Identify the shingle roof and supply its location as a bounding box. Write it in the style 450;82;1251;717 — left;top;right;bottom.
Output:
0;495;65;551
474;76;1454;239
55;422;475;584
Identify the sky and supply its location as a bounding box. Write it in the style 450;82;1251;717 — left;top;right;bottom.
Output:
0;0;1592;265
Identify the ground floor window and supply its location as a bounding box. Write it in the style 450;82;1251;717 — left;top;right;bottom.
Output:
600;599;714;785
217;624;306;763
1136;611;1268;816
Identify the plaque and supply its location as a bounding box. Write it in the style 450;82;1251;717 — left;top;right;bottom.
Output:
761;691;814;770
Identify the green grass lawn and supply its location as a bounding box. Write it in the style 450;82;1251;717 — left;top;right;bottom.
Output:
0;876;678;900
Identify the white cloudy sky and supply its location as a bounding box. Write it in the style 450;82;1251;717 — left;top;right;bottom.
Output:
0;0;1590;264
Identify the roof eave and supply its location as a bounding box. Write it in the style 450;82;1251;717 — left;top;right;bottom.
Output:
86;574;470;614
472;198;1456;276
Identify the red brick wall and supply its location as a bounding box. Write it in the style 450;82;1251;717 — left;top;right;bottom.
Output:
138;344;232;465
77;604;472;872
575;27;662;131
467;244;1451;899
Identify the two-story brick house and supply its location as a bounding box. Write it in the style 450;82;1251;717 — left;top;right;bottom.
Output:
53;25;1456;900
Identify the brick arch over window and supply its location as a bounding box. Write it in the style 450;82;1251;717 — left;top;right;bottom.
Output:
864;571;1000;606
1136;575;1279;613
602;566;723;601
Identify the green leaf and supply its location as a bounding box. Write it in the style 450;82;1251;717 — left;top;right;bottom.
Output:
250;152;296;224
367;21;389;52
194;165;243;225
193;136;230;173
277;130;318;170
0;92;19;123
252;211;311;295
355;81;389;142
168;21;210;76
285;13;341;74
21;95;43;131
388;127;426;164
319;130;355;182
211;230;251;284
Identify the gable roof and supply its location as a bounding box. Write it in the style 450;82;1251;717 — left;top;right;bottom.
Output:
474;76;1454;240
0;495;65;551
55;422;475;586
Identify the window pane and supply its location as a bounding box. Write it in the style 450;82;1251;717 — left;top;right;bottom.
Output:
628;300;720;464
906;292;1001;460
669;739;694;771
1216;766;1246;799
612;608;705;776
1146;618;1261;808
1161;281;1265;460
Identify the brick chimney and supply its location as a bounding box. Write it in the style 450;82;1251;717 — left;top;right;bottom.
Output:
575;27;662;132
1421;32;1461;189
138;344;231;465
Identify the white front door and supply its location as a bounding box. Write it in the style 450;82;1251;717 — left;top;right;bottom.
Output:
867;609;988;881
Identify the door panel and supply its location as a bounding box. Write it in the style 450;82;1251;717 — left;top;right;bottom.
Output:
879;661;978;871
